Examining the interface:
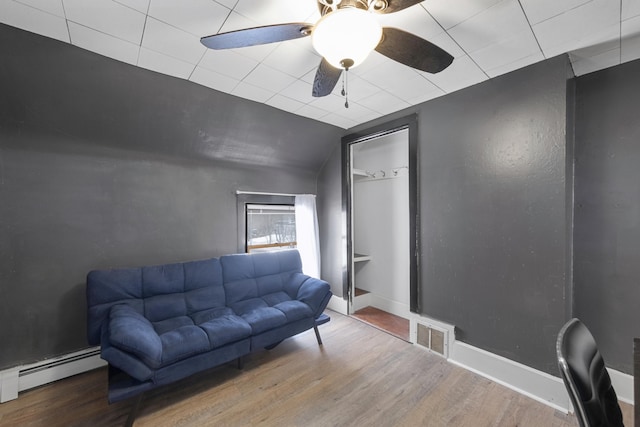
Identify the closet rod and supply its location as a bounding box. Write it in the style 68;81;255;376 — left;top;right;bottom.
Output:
236;190;314;197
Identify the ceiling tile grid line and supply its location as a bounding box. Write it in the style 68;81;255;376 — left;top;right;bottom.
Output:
2;0;640;128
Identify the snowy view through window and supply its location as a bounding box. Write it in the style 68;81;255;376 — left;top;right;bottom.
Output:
246;204;296;253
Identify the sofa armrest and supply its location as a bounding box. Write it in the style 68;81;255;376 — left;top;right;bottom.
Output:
296;277;332;319
108;304;162;369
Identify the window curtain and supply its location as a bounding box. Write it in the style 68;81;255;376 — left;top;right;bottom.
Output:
295;194;321;278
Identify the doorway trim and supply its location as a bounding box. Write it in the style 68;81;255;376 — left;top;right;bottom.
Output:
341;114;419;313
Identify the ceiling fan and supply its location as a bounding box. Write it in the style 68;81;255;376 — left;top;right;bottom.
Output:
201;0;453;101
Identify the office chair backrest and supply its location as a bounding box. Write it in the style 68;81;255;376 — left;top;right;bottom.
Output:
556;318;624;427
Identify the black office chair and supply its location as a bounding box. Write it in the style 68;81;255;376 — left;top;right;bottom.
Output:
556;318;624;427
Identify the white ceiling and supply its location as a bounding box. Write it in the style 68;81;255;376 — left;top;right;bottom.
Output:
2;0;640;129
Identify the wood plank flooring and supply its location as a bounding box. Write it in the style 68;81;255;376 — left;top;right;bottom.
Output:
352;306;410;341
0;311;633;426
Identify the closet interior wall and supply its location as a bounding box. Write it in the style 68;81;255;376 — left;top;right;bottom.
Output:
351;130;410;316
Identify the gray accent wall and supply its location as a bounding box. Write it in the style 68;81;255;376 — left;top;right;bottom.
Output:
0;24;342;369
320;55;573;375
574;59;640;374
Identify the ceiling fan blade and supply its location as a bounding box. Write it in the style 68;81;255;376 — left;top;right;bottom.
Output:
201;23;313;49
312;58;342;97
375;27;453;73
379;0;424;14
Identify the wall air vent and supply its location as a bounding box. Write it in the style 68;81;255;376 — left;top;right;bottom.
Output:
412;319;452;358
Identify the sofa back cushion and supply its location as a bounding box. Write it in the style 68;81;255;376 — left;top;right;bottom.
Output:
220;250;303;306
87;258;224;346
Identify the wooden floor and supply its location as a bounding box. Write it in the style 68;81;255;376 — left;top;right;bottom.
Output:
0;311;633;426
352;306;410;341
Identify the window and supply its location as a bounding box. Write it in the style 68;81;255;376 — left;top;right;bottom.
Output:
245;204;296;253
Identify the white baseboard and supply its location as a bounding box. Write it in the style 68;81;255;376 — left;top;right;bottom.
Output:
608;367;634;405
450;341;572;412
367;294;410;319
327;294;348;315
448;341;635;412
0;347;106;403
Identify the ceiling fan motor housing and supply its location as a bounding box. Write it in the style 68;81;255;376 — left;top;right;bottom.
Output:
318;0;386;16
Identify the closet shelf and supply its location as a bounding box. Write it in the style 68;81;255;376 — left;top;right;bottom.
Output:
352;169;368;177
354;253;371;263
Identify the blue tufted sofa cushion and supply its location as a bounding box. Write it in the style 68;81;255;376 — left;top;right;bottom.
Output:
87;250;332;395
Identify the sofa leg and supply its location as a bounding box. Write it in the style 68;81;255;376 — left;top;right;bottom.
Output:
314;325;323;346
237;356;244;370
124;393;144;427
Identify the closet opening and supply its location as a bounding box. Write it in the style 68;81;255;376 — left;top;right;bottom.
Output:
341;115;419;341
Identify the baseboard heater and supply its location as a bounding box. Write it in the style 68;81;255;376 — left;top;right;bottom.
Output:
0;347;106;403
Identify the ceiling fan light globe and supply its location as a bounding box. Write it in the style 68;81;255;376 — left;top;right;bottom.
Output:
312;8;382;70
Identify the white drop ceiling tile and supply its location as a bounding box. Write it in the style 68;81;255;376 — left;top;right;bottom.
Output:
148;0;229;37
233;0;316;26
378;4;445;41
190;65;239;92
0;1;69;42
15;0;64;17
261;40;320;79
422;55;488;94
234;44;279;62
265;94;305;112
519;0;591;25
64;0;146;44
243;63;297;93
198;49;258;80
358;60;421;92
533;0;621;58
421;0;504;30
447;0;532;54
485;51;545;78
357;90;411;116
622;0;640;20
349;51;390;77
320;112;358;129
138;47;195;79
114;0;150;14
569;38;620;62
309;93;348;112
341;103;382;123
386;73;443;103
142;17;207;64
217;11;279;62
345;75;382;102
468;29;541;72
427;31;466;59
299;67;316;85
621;16;640;63
325;100;377;122
279;79;316;104
569;46;621;76
68;22;140;65
231;81;275;103
405;87;445;106
296;104;331;121
215;0;238;9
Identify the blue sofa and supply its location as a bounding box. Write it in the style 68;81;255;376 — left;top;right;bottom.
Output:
86;249;331;403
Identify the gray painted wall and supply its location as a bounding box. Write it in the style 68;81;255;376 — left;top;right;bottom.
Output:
574;59;640;374
317;143;345;298
0;24;342;369
320;56;573;375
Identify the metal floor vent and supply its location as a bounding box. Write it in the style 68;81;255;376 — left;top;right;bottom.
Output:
416;323;449;358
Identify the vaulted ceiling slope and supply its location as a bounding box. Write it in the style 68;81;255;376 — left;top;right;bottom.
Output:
2;0;640;129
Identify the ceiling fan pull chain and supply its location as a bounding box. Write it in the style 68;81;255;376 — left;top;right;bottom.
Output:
343;69;350;108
